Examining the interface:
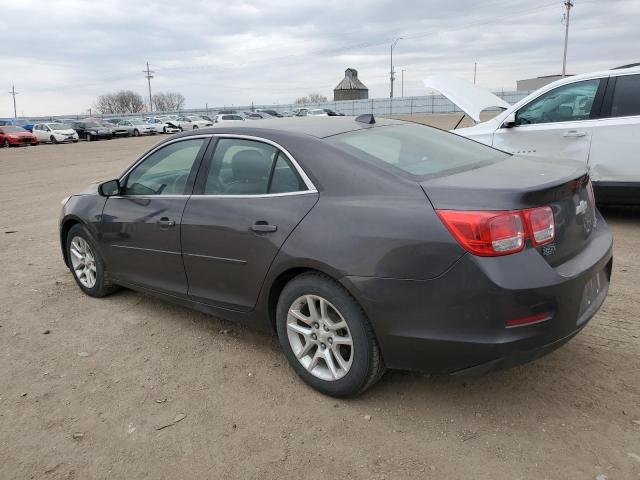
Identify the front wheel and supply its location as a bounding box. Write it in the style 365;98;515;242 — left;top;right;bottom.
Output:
50;135;58;144
133;129;140;137
86;133;92;142
66;224;119;298
3;139;10;148
276;273;385;397
193;125;198;130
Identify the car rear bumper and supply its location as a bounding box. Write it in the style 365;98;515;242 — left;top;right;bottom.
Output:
342;212;613;374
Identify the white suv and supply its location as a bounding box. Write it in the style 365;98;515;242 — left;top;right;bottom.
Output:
425;66;640;205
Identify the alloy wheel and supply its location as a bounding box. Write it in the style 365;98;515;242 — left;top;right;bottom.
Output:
286;295;353;381
69;236;97;288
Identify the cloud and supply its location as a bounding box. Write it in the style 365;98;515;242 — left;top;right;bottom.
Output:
1;0;638;116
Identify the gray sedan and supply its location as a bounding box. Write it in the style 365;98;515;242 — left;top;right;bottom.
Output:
58;116;612;396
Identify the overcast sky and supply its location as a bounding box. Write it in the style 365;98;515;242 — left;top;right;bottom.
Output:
1;0;638;117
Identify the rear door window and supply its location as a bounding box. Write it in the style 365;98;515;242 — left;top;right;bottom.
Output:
610;74;640;117
202;138;306;195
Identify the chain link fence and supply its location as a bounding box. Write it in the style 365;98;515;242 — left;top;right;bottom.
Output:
24;91;531;121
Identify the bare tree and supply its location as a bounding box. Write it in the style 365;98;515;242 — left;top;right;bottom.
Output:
152;92;186;112
294;93;328;105
94;90;146;114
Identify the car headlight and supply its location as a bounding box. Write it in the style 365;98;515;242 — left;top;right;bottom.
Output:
89;130;97;134
61;196;71;206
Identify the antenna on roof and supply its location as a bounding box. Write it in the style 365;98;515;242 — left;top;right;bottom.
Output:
355;114;375;124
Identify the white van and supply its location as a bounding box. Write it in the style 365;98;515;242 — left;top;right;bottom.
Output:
425;66;640;205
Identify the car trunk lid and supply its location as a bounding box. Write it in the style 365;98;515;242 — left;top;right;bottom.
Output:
421;156;597;265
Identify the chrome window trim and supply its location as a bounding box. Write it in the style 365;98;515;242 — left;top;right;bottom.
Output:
115;132;318;199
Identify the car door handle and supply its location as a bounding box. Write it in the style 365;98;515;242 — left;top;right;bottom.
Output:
157;217;176;228
563;130;587;138
251;222;277;233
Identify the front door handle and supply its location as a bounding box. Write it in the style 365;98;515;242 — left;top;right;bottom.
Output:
251;222;277;233
563;130;586;138
157;217;176;228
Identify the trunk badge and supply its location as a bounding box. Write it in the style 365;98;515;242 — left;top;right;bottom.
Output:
575;200;588;216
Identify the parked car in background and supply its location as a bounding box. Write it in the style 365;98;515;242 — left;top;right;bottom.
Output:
425;65;640;205
217;109;238;115
0;125;39;147
200;115;215;123
71;121;113;141
116;118;156;137
147;118;180;134
59;116;612;397
103;119;130;137
176;115;213;130
280;110;294;117
243;112;271;119
32;122;79;143
256;109;283;117
323;109;344;116
213;114;245;125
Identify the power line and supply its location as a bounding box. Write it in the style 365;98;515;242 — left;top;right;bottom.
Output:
8;85;19;118
143;62;155;111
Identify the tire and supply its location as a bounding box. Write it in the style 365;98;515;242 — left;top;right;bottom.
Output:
179;126;183;132
163;126;167;134
193;125;198;130
50;135;58;144
86;133;92;142
3;139;10;148
276;272;385;397
66;224;119;298
133;129;140;137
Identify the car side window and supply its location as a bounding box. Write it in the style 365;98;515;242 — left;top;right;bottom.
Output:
610;74;640;118
203;138;306;195
515;79;600;125
122;139;206;196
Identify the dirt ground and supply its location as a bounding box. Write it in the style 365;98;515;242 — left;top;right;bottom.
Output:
1;128;639;480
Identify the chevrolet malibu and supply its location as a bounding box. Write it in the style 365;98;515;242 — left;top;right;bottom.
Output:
59;116;612;397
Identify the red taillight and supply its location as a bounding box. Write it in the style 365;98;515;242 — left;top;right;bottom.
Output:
437;206;555;257
524;206;555;246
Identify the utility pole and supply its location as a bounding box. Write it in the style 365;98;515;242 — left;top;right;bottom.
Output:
473;62;477;84
390;37;402;98
8;85;19;118
562;0;573;77
143;62;155;112
401;69;406;97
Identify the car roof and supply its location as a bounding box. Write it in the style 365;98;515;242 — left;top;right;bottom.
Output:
190;116;406;139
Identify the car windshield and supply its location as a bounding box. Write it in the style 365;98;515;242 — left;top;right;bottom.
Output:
50;123;72;130
83;122;100;128
129;118;143;123
327;123;509;178
187;116;202;121
2;126;26;132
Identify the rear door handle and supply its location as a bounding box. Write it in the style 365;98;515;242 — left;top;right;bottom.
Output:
157;217;176;228
563;130;586;138
251;222;277;233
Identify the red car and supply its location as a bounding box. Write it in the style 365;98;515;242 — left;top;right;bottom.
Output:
0;126;39;147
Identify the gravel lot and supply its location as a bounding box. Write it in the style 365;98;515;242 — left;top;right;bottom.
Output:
1;127;639;480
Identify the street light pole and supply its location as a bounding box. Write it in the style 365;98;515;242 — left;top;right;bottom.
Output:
473;62;477;84
401;69;406;97
562;0;573;78
390;37;402;99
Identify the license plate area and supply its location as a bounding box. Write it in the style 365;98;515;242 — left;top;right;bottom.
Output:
577;267;609;324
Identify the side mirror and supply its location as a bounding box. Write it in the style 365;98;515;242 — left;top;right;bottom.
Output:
501;112;516;128
98;179;121;197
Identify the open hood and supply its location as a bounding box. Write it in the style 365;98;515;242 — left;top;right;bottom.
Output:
424;74;510;123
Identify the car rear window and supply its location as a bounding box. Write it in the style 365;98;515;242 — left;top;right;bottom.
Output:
327;123;509;178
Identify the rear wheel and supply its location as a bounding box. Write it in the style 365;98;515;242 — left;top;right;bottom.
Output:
193;125;198;130
276;273;385;397
66;224;119;298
